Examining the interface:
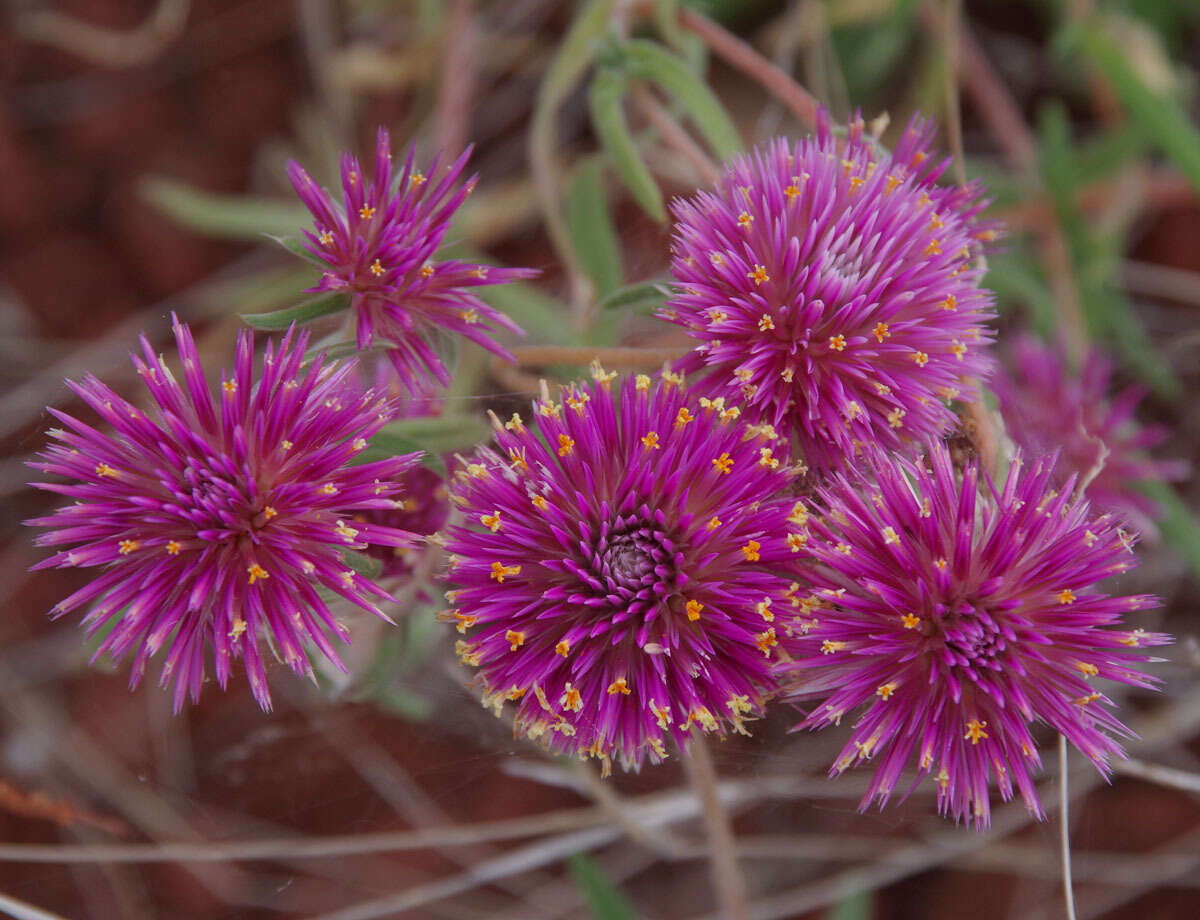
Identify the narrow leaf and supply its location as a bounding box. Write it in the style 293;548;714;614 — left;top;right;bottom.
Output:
380;415;492;456
598;280;673;312
589;68;667;222
624;39;742;160
568;854;637;920
1079;22;1200;196
341;549;383;580
566;160;624;299
1139;481;1200;579
268;234;331;270
241;292;350;330
140;177;310;240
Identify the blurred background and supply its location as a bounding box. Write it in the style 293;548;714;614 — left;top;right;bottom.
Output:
3;1;1200;918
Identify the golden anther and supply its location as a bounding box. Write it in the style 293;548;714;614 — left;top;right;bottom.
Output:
460;308;479;324
748;264;769;285
557;434;575;457
531;494;549;511
561;684;583;711
453;612;477;633
505;414;525;433
229;618;247;640
420;263;435;279
964;719;989;744
505;630;525;651
737;211;753;227
675;407;695;428
787;532;807;552
949;341;967;361
712;452;733;474
480;511;502;532
755;627;777;656
887;408;906;429
911;351;929;367
1076;662;1099;677
118;539;140;555
707;516;721;530
901;613;920;629
490;562;521;582
758;314;775;332
607;678;631;696
741;540;761;562
759;447;779;469
829;334;847;351
318;230;334;245
934;557;948;570
247;563;269;584
821;640;846;655
410;172;426;186
942;294;957;311
686;599;704;621
881;526;899;545
641;431;661;450
166;540;182;555
923;239;941;256
876;682;897;700
359;205;376;219
873;322;890;342
222;380;237;394
1058;589;1076;605
556;639;570;657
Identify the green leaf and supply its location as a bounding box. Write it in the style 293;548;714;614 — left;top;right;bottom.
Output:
354;431;446;476
567;854;637;920
589;68;666;222
381;415;491;457
1077;22;1200;196
566;160;624;300
1138;481;1200;579
241;292;350;330
268;234;330;270
623;39;742;160
827;890;873;920
140;177;311;240
597;280;673;312
341;548;383;580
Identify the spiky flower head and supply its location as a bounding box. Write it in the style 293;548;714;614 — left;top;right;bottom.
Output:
28;316;419;711
663;113;995;472
778;443;1167;827
993;335;1187;537
288;127;537;389
442;369;807;771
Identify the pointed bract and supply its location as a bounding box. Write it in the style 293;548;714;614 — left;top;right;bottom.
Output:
662;112;995;472
28;316;419;711
779;443;1168;827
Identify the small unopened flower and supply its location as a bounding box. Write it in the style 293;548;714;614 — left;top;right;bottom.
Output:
28;316;418;711
779;443;1167;827
663;113;994;472
993;335;1187;536
442;372;806;770
288;128;537;389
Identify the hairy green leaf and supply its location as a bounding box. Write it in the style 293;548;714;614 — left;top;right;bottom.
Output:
241;292;350;330
566;159;624;300
590;68;667;222
140;177;310;240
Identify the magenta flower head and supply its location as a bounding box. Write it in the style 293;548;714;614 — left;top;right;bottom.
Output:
993;335;1187;536
27;315;419;711
778;443;1168;827
662;113;995;472
441;368;807;772
287;127;537;389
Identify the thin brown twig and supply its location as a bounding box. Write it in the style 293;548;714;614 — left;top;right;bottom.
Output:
678;6;819;130
632;85;721;186
684;732;749;920
435;0;478;156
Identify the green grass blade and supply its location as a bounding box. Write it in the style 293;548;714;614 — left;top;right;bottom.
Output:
589;68;667;222
568;854;638;920
140;177;310;240
566;159;624;300
241;292;350;330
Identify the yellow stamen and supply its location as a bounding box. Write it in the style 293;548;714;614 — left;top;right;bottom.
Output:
876;682;897;700
359;205;376;219
756;627;777;656
118;539;140;555
901;613;920;629
556;640;570;657
923;239;941;256
607;678;631;696
964;719;989;744
821;640;846;655
675;407;695;427
828;334;847;351
741;540;761;562
166;540;182;555
758;314;775;331
887;408;906;429
873;322;890;342
557;434;575;456
247;563;269;584
505;630;525;651
641;431;660;450
748;264;769;285
911;351;929;367
561;684;583;711
490;562;521;582
737;211;753;228
950;341;967;361
707;516;721;530
480;511;502;532
712;452;733;474
1058;589;1076;605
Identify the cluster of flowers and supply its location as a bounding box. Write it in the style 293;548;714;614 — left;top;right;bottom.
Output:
30;116;1175;827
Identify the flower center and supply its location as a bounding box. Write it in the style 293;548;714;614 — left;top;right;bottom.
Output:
580;513;683;614
177;462;265;539
939;602;1008;672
